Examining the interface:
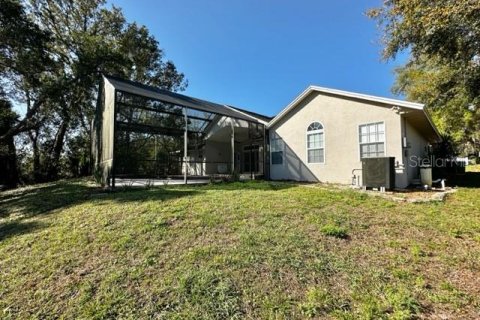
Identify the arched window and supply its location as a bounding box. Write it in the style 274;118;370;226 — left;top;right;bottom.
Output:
307;122;325;163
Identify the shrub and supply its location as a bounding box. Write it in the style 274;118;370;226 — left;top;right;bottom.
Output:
299;287;335;317
320;224;348;239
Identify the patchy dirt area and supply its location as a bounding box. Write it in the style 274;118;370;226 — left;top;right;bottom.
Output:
360;187;457;203
303;183;457;203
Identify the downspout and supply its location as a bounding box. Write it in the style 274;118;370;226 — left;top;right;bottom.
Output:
184;107;188;184
231;119;235;175
403;115;408;182
263;124;267;179
250;122;253;180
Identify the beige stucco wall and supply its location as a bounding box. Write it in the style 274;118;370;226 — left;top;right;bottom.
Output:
269;92;409;187
403;118;429;182
202;115;265;175
204;140;232;174
202;139;265;175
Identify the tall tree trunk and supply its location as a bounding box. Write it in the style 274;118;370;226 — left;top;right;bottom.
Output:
46;118;69;179
0;135;19;189
28;129;41;182
0;99;19;188
5;135;19;188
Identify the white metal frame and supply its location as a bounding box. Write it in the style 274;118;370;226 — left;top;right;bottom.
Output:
358;121;386;160
306;121;325;164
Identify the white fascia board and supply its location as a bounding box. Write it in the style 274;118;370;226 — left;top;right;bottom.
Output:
267;86;314;129
223;104;269;125
309;86;425;110
267;85;425;128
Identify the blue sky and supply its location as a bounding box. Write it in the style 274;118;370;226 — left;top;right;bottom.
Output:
112;0;408;117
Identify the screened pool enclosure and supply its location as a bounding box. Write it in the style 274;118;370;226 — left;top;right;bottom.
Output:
92;75;269;187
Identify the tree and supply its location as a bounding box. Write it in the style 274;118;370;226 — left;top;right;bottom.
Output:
0;99;19;188
1;0;187;183
392;57;480;154
0;0;56;143
27;0;187;179
368;0;480;155
367;1;480;75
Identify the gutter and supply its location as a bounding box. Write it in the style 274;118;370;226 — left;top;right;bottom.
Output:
267;85;427;129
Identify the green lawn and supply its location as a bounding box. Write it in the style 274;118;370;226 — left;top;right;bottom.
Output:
1;173;479;319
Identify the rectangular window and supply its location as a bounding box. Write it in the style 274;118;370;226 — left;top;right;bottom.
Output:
270;136;283;165
307;132;324;163
359;122;385;158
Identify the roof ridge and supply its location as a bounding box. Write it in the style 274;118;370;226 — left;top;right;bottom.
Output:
226;105;273;121
309;85;424;108
268;85;427;128
103;74;224;108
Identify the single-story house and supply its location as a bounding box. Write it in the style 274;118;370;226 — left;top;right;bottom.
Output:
268;86;441;188
92;75;441;188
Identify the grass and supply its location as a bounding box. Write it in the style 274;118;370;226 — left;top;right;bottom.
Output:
0;174;479;319
320;224;349;239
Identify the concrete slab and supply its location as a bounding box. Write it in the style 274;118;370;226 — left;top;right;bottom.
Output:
114;178;214;187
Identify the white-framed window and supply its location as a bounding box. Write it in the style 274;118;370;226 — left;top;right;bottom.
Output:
359;122;385;159
270;136;284;165
306;122;325;163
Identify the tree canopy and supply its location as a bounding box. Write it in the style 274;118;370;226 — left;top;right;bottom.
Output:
0;0;187;184
368;0;480;155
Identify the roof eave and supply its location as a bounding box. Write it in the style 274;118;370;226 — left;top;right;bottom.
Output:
223;105;269;125
423;108;443;142
267;86;426;128
267;86;314;128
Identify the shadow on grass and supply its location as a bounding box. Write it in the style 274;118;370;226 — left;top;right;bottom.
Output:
0;179;293;241
0;180;206;241
0;180;208;219
200;180;296;191
106;187;203;203
0;220;44;241
0;181;95;219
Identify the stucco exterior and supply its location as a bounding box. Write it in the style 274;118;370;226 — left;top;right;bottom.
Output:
93;76;439;188
268;91;434;188
402;118;429;183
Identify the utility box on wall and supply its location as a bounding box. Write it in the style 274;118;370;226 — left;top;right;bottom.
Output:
362;157;395;190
